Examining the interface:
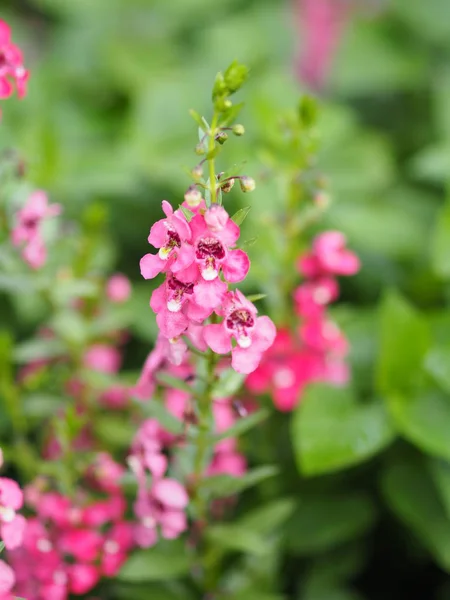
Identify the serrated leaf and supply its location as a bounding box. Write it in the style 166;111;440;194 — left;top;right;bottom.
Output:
231;206;251;226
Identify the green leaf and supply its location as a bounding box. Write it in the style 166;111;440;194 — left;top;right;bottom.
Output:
432;196;450;278
13;338;66;363
299;95;318;128
285;493;376;555
246;293;267;303
118;541;191;582
219;161;247;182
215;408;269;442
382;458;450;572
206;523;266;556
155;372;193;395
212;368;244;399
94;415;135;448
387;389;450;461
137;399;184;435
424;345;450;392
219;102;245;127
429;459;450;520
189;109;208;132
238;498;296;535
178;205;195;222
292;384;394;476
23;394;63;418
231;206;251;226
203;465;278;498
376;290;430;394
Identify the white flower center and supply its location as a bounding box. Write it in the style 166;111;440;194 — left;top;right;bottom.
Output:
313;286;331;305
167;298;182;312
0;507;16;523
105;540;120;554
237;335;251;349
143;516;156;529
37;538;53;553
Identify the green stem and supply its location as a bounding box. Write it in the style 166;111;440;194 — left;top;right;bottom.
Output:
208;112;218;205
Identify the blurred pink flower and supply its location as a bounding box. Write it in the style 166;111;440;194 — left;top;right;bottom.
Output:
0;19;29;100
106;274;131;303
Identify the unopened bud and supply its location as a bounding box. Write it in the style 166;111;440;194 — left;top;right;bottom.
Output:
195;143;206;155
184;185;203;207
191;164;203;180
221;178;235;193
217;131;228;145
232;124;245;136
239;176;255;193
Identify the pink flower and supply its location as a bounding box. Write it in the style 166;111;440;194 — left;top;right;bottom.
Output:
0;559;15;594
300;317;348;355
68;563;100;595
101;522;134;577
134;478;189;548
129;419;168;481
83;344;121;374
190;208;250;284
298;231;360;278
295;0;350;90
0;20;29;100
208;452;247;477
0;477;26;549
11;190;61;269
106;274;131;303
204;290;276;374
294;277;339;318
99;384;129;409
140;201;194;280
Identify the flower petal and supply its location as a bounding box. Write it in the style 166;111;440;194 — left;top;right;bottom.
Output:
140;253;165;279
152;478;189;509
222;249;250;283
193;279;227;310
203;324;232;354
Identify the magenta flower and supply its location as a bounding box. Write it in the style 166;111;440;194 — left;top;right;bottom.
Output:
134;478;189;548
298;231;360;278
0;559;15;596
106;274;131;303
129;419;168;481
204;290;276;374
140;200;194;280
0;20;29;100
294;276;339;318
0;477;26;550
83;344;121;374
101;522;134;577
190;209;250;284
11;190;61;269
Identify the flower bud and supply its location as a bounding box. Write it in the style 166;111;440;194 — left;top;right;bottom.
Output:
221;178;235;193
239;176;255;193
232;124;245;136
191;164;203;180
184;185;203;207
217;132;228;145
195;143;206;155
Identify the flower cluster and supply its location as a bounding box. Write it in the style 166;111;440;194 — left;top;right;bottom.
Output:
8;453;134;600
11;190;61;269
129;345;248;545
140;201;276;374
0;450;26;599
247;231;360;411
0;20;28;103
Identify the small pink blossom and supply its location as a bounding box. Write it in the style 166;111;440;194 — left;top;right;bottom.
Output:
140;201;194;279
204;290;276;374
11;190;61;269
294;277;339;318
0;20;29;101
106;274;131;303
83;344;121;374
0;477;26;550
0;559;15;594
134;478;189;548
298;231;360;278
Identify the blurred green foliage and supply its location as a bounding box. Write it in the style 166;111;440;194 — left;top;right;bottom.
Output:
5;0;450;598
